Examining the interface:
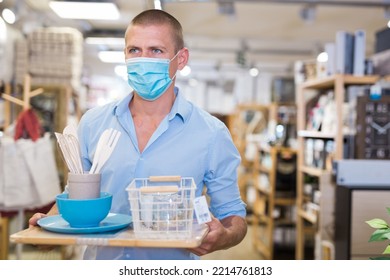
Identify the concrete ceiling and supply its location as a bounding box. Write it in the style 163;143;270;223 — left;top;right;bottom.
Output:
2;0;390;76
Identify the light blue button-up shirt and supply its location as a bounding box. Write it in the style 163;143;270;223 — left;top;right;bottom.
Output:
77;88;246;260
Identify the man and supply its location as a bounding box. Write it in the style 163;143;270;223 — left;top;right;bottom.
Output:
29;9;247;260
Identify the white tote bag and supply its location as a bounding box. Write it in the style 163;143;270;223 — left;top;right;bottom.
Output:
0;137;39;209
0;133;61;209
16;133;61;208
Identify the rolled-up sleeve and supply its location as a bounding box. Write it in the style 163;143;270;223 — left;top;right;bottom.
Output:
204;124;247;220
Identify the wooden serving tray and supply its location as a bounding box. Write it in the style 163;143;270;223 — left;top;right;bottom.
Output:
10;224;209;248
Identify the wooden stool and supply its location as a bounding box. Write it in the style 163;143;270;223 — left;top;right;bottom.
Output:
0;217;9;260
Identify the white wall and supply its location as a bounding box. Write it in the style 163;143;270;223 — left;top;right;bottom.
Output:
178;69;275;115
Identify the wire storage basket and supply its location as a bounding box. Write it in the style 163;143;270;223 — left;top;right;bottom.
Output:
126;176;196;239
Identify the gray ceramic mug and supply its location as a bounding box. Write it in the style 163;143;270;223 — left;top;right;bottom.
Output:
67;172;101;199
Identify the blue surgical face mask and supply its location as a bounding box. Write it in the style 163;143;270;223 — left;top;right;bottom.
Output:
126;52;179;101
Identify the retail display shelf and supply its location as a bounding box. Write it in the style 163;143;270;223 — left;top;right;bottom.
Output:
301;74;379;90
296;74;378;260
298;209;317;224
256;185;271;196
297;130;335;139
300;165;326;177
274;197;296;206
257;164;271;174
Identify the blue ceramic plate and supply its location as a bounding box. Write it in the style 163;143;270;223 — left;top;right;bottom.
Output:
37;213;132;234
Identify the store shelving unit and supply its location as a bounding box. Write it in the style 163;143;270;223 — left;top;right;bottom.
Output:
251;102;297;259
230;104;269;213
295;74;380;260
252;145;297;259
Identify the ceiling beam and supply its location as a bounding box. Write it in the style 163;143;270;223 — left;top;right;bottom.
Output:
162;0;390;8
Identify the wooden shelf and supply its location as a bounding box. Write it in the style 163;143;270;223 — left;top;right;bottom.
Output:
232;104;269;209
298;209;317;224
253;237;272;260
252;143;297;260
274;197;296;206
274;218;295;227
298;130;355;140
237;103;297;260
256;185;271;196
298;130;336;139
301;74;379;90
300;165;328;177
256;164;271;174
296;74;378;260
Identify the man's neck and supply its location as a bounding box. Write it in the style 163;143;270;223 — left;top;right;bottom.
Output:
129;89;176;117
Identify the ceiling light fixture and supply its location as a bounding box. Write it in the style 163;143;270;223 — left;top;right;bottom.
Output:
85;37;125;47
49;1;120;20
98;51;124;63
2;8;16;24
154;0;162;10
249;67;259;77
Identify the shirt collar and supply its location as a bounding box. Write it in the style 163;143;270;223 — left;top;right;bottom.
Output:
113;93;133;117
168;87;190;123
113;88;191;123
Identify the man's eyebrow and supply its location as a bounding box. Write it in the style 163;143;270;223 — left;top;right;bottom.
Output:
125;45;168;51
147;45;168;51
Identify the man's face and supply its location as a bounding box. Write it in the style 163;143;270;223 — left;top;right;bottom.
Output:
125;23;176;59
124;23;179;77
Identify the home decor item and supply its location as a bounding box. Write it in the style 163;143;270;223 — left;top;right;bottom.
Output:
0;133;61;209
366;207;390;260
67;172;101;199
54;132;83;174
89;128;121;174
126;176;196;239
37;213;131;234
356;94;390;159
56;192;112;228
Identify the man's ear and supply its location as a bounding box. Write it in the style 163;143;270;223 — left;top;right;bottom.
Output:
177;47;189;70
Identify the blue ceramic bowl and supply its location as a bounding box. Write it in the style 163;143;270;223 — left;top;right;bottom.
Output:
56;192;112;228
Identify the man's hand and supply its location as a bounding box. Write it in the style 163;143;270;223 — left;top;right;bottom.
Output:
189;215;247;256
29;204;58;228
28;213;47;227
28;212;60;251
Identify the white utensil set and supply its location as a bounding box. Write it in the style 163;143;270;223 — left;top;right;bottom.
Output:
55;125;121;174
89;128;121;174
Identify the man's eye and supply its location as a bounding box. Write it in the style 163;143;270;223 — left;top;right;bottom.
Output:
152;49;162;54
